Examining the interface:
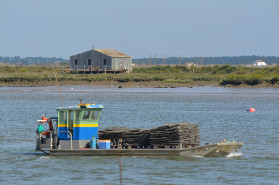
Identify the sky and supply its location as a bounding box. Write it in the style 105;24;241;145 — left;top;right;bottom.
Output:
0;0;278;59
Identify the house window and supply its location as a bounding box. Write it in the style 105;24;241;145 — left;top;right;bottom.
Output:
88;59;92;65
103;59;106;65
74;59;78;65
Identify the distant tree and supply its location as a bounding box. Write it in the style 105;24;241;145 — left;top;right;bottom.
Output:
133;56;279;65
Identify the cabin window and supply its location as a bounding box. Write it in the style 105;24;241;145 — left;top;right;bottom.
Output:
83;110;91;120
82;110;98;121
88;59;92;65
103;59;106;65
69;111;73;121
74;59;78;65
59;111;67;124
75;110;81;121
68;110;74;129
92;111;99;120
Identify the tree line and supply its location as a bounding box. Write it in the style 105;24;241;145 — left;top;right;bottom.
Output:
0;56;69;65
1;55;279;66
133;55;279;65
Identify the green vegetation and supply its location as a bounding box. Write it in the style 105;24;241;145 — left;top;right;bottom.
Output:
0;64;279;87
133;65;279;86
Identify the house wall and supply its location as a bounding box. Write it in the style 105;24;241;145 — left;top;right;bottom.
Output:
253;62;267;67
70;50;132;72
112;57;132;72
70;50;112;70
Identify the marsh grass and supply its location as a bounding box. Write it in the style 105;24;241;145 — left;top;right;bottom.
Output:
1;65;279;86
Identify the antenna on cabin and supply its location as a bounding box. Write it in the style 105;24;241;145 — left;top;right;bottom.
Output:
79;99;83;104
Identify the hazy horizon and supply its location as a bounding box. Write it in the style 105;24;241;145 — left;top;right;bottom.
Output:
1;0;278;59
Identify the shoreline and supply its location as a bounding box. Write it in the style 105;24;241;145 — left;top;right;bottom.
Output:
1;80;279;89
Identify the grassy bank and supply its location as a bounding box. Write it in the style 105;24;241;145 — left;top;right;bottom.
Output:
0;65;279;87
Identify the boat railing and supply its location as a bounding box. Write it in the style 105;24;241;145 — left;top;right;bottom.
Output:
39;131;73;150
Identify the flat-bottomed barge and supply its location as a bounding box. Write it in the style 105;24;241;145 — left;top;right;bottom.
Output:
41;142;242;157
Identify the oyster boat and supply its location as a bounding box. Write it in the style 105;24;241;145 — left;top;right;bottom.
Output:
35;103;243;157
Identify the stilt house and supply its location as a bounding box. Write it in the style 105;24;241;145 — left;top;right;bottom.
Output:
70;49;132;73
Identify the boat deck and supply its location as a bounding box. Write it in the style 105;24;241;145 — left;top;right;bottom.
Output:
40;142;243;157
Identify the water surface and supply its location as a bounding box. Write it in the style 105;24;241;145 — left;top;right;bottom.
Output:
0;86;278;184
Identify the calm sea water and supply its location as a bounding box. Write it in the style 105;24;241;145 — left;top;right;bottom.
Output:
0;86;279;185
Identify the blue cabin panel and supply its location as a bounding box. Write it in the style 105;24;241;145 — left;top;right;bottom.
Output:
56;104;103;141
58;127;68;139
76;127;98;140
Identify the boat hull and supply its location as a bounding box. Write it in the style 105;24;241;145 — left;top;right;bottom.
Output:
43;142;243;157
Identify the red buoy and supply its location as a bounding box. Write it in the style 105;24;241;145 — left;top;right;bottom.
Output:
249;108;255;112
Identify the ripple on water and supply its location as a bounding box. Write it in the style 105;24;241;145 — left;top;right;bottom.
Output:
1;86;279;184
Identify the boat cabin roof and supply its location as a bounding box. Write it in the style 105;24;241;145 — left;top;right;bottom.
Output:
57;103;104;111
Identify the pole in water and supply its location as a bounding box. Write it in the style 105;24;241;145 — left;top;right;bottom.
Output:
117;157;123;185
54;68;63;107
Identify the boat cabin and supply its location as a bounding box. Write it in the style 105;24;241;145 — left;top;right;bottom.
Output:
57;103;104;149
36;103;104;150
